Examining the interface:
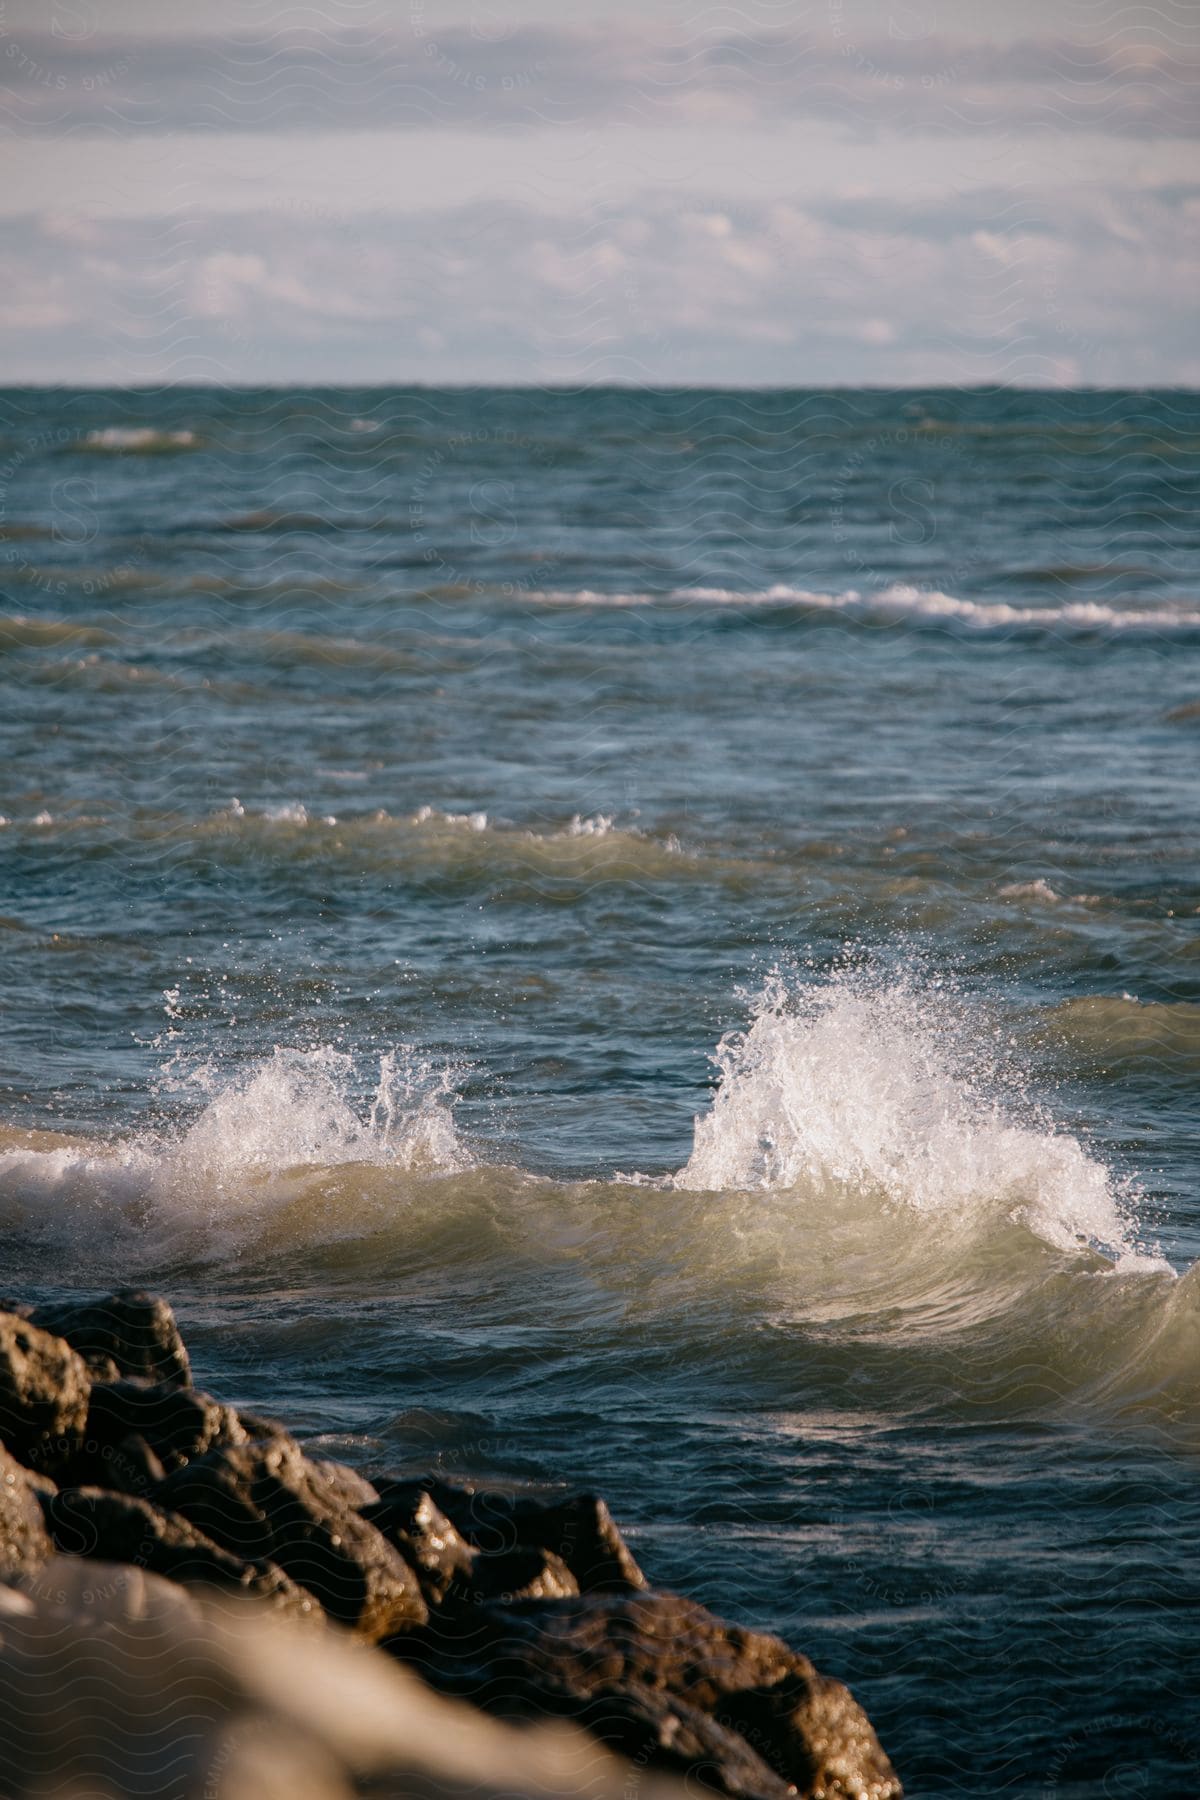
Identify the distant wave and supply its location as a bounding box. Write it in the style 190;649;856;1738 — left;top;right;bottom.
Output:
0;613;117;651
523;583;1200;636
78;427;200;454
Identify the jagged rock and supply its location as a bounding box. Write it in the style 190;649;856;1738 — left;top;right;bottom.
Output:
237;1409;293;1442
362;1484;476;1604
41;1487;312;1616
156;1436;427;1641
0;1447;53;1581
0;1312;91;1470
91;1431;166;1496
404;1589;902;1800
307;1457;379;1513
458;1545;581;1605
85;1377;246;1474
0;1290;902;1797
30;1289;190;1387
0;1559;688;1800
417;1481;647;1593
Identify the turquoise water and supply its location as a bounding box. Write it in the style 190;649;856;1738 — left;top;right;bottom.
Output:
1;386;1199;1794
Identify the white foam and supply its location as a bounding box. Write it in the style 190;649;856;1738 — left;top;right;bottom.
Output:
412;805;488;832
0;1046;468;1256
83;427;198;452
675;970;1165;1269
524;583;1200;636
1000;879;1060;903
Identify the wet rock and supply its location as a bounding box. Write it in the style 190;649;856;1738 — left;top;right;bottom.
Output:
85;1377;246;1475
41;1487;311;1615
363;1483;476;1604
0;1447;53;1581
0;1312;91;1469
30;1289;191;1387
156;1436;427;1641
421;1481;647;1593
406;1589;902;1800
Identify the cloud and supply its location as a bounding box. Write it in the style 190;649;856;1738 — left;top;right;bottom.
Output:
2;181;1197;385
1;18;1197;137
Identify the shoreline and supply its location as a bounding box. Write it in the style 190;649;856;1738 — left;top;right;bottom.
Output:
0;1287;901;1800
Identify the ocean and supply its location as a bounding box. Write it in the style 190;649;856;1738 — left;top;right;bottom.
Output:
1;384;1198;1795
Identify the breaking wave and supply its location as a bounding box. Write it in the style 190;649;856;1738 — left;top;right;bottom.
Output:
675;968;1163;1260
0;1046;468;1261
0;969;1193;1431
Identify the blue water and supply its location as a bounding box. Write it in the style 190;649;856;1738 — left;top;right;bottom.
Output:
1;386;1199;1795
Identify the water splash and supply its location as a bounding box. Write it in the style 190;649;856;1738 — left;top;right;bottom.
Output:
168;1045;467;1184
0;1044;470;1258
675;968;1163;1269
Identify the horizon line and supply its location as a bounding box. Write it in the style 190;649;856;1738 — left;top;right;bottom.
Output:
2;380;1198;395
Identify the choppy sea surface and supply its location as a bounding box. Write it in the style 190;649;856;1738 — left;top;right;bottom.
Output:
2;386;1199;1795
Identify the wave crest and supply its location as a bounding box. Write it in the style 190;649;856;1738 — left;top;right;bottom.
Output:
675;970;1158;1269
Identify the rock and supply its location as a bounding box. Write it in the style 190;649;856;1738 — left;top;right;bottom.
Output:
92;1431;166;1496
0;1558;688;1800
85;1377;246;1474
0;1311;91;1470
30;1289;191;1387
156;1436;427;1641
362;1484;476;1604
0;1446;53;1581
419;1481;647;1593
459;1545;581;1605
405;1589;902;1800
237;1409;293;1442
306;1457;378;1513
41;1487;312;1616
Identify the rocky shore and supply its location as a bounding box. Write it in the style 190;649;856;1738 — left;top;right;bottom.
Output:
0;1290;901;1800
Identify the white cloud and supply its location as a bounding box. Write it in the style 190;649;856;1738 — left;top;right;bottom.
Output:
1;178;1196;384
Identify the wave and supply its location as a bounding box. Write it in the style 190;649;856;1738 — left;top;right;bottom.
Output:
77;427;200;454
1046;994;1200;1073
675;970;1155;1267
0;970;1193;1434
185;801;721;886
523;583;1200;637
0;613;117;652
0;1046;467;1262
0;800;727;888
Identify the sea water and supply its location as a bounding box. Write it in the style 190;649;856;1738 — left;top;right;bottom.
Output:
1;385;1198;1794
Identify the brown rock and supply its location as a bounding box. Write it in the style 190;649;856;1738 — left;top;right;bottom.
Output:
459;1545;581;1605
86;1378;246;1474
30;1289;191;1387
407;1589;901;1800
41;1486;312;1616
363;1484;476;1604
422;1482;647;1593
0;1445;53;1581
0;1312;91;1469
0;1559;690;1800
157;1436;427;1641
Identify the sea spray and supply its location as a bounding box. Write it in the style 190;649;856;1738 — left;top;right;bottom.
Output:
0;1044;470;1256
674;967;1161;1269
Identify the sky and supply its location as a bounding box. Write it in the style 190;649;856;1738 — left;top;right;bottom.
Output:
1;0;1198;385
